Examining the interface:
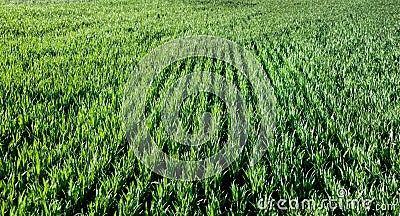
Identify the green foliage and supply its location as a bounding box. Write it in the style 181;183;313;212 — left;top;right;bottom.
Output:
0;0;399;215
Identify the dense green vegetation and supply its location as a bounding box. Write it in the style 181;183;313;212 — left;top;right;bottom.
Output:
1;0;399;215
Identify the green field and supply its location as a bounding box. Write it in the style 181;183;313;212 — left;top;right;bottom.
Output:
1;0;400;215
